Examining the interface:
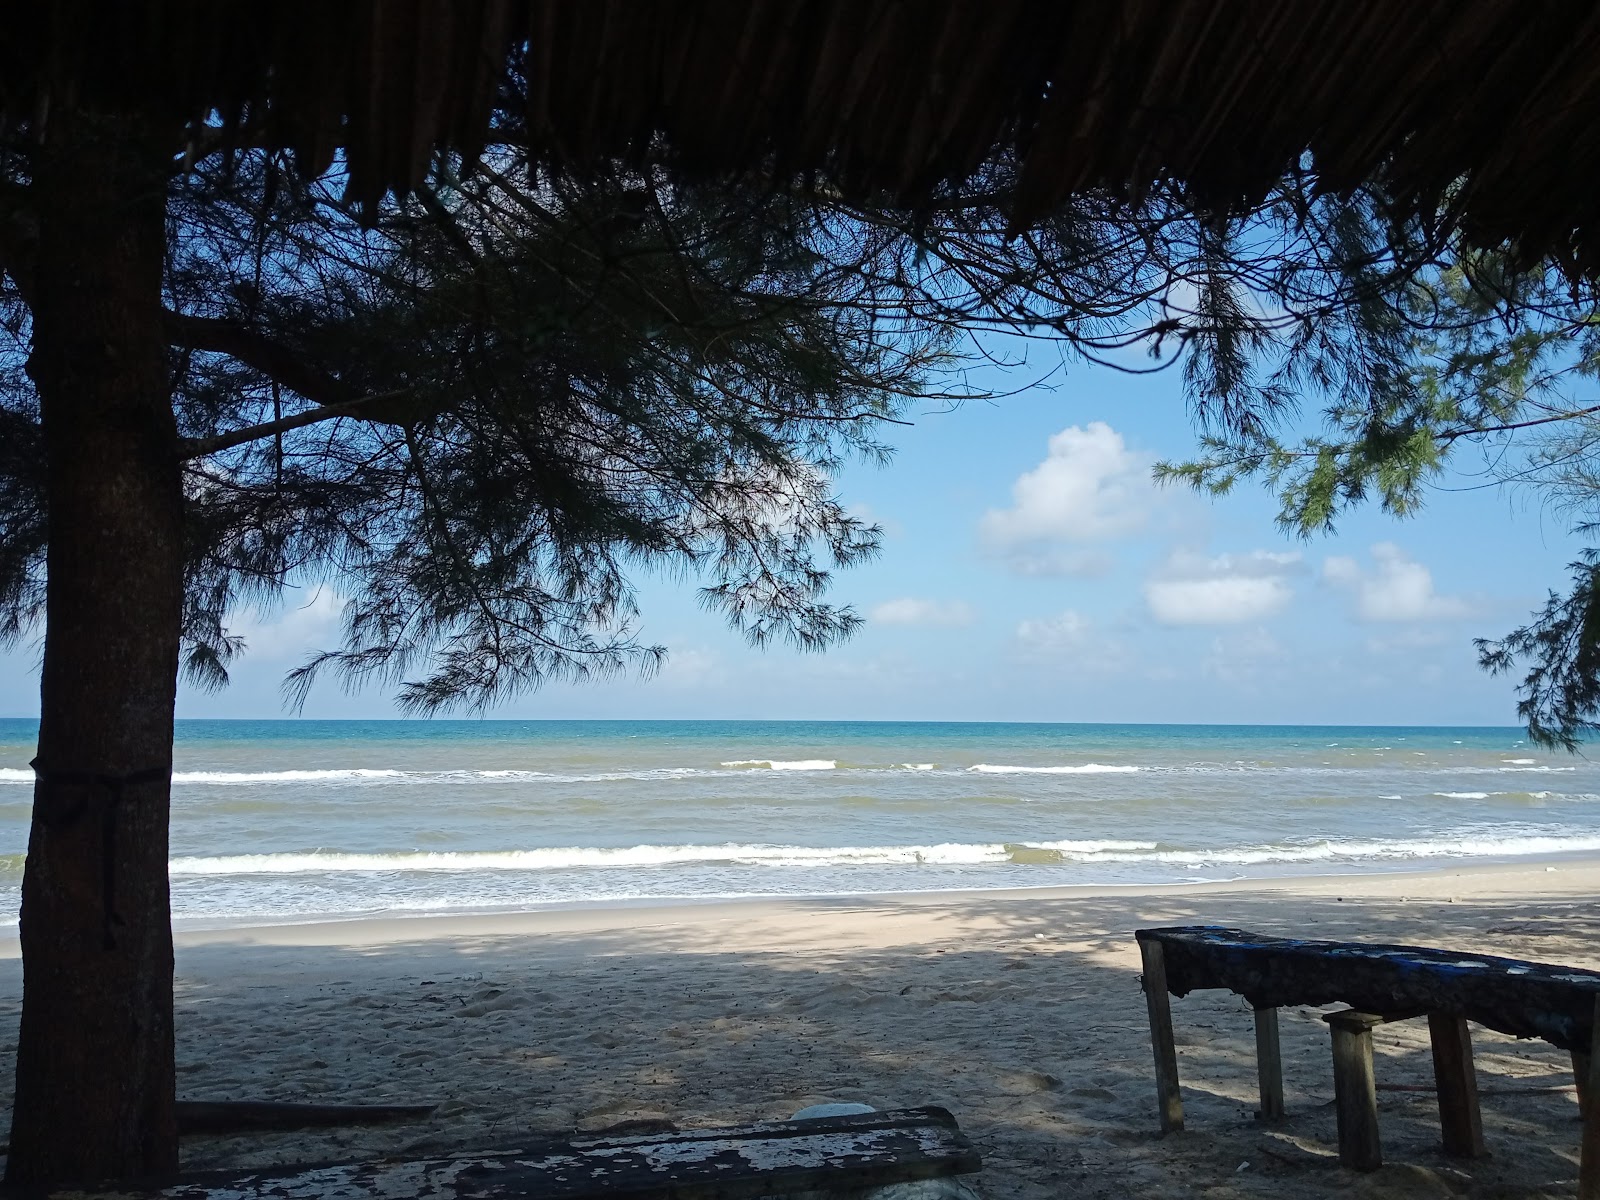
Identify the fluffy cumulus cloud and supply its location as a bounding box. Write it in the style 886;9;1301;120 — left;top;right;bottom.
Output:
1323;543;1473;622
869;597;977;627
1144;549;1301;625
979;422;1151;576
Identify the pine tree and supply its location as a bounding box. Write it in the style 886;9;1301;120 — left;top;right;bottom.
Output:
0;129;1469;1183
1160;254;1600;748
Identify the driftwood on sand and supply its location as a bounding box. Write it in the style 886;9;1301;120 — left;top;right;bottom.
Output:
175;1100;437;1135
81;1106;979;1200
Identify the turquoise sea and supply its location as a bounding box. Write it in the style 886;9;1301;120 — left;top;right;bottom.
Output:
0;719;1595;928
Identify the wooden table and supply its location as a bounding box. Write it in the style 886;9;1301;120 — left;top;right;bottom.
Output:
1135;926;1600;1193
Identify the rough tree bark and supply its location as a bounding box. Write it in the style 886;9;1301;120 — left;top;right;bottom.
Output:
5;108;182;1186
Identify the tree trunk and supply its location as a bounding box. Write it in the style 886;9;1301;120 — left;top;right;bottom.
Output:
5;109;182;1187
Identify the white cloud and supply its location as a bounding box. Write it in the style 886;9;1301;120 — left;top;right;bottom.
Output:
235;590;343;660
1203;627;1286;684
1013;609;1128;675
1015;609;1092;653
655;645;724;688
1145;549;1301;625
980;422;1151;575
870;597;977;628
1324;543;1473;622
1002;548;1117;579
846;501;902;539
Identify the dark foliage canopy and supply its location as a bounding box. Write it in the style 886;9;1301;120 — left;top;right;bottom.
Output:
0;122;1483;714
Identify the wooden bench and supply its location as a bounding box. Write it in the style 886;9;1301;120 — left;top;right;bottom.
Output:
78;1106;980;1200
1135;926;1600;1195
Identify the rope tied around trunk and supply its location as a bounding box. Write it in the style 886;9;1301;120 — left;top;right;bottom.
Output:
28;759;169;950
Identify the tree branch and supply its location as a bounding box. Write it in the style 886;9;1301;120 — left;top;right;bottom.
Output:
1438;403;1600;442
165;312;354;408
177;387;415;460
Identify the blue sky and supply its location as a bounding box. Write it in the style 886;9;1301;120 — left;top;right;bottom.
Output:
0;334;1582;725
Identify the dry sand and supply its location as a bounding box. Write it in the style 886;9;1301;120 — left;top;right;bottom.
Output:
2;861;1599;1198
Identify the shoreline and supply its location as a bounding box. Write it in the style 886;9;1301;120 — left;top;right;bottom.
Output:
74;853;1600;950
0;849;1590;949
170;852;1600;945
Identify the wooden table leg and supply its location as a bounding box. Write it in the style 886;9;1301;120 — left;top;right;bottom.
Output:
1325;1010;1384;1171
1138;937;1183;1133
1577;1050;1591;1122
1254;1006;1284;1120
1582;997;1600;1200
1428;1013;1486;1158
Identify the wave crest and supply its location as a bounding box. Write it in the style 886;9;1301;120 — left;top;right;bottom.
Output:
156;829;1600;877
968;763;1139;775
720;759;837;771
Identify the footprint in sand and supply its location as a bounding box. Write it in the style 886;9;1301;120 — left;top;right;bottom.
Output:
454;991;534;1018
996;1069;1064;1095
1069;1086;1118;1101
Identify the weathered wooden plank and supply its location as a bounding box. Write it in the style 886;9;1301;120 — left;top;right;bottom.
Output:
74;1106;980;1200
175;1100;437;1135
1137;926;1600;1052
1428;1013;1486;1159
1140;937;1184;1133
1253;1007;1284;1121
1325;1010;1383;1171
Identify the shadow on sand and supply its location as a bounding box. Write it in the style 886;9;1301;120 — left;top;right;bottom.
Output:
0;885;1596;1198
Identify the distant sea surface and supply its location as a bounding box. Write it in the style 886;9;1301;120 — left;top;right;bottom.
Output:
0;719;1594;928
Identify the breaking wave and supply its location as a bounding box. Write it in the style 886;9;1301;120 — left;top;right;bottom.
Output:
161;830;1600;877
720;759;837;771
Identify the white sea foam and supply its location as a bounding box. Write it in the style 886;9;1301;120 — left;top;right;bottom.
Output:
160;829;1600;878
1434;791;1492;800
175;769;409;784
720;759;837;771
968;763;1140;774
1108;833;1600;866
170;842;1005;874
1503;758;1538;765
4;760;1581;785
0;766;725;786
5;768;416;785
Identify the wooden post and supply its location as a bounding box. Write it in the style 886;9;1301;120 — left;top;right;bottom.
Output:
1582;997;1600;1200
1138;936;1183;1133
1324;1010;1383;1171
1428;1013;1486;1158
1254;1007;1285;1120
1577;1050;1591;1122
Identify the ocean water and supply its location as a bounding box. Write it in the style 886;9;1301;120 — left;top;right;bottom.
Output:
0;719;1595;928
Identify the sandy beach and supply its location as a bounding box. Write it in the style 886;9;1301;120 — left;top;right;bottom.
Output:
2;862;1598;1198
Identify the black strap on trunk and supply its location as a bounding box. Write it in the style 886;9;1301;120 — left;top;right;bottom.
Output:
29;758;169;950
